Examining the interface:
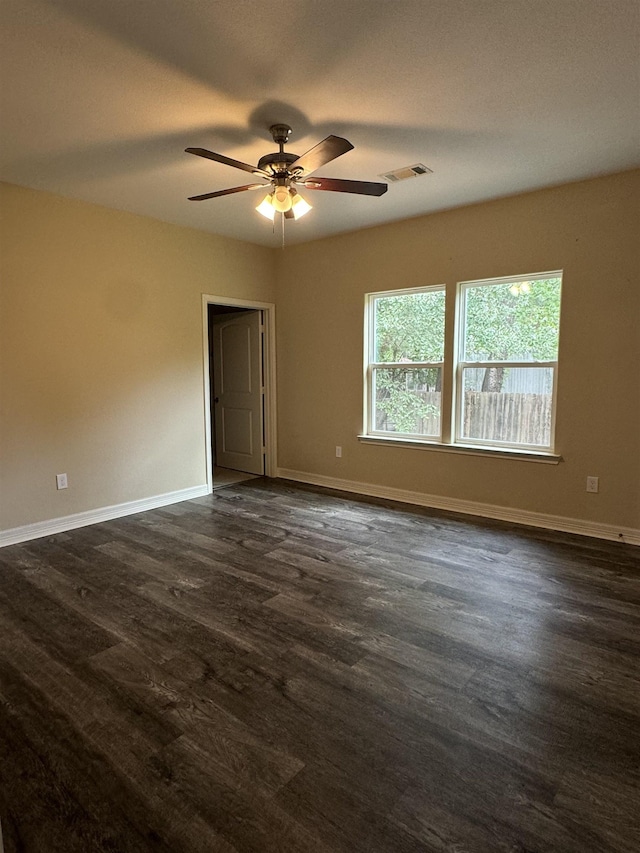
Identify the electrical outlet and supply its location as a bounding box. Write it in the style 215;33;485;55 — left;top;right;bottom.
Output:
335;446;342;458
586;476;599;493
56;473;68;490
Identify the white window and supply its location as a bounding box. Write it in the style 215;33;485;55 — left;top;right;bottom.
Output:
364;272;562;454
366;286;446;440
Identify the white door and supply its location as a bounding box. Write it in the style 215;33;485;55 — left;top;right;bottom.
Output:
212;310;264;475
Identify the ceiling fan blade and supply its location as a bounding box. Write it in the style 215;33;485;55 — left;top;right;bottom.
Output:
188;183;267;201
185;147;270;178
284;209;295;220
289;136;354;176
302;176;388;196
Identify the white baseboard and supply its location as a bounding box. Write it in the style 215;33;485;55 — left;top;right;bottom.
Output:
0;484;210;548
3;474;637;548
277;469;640;546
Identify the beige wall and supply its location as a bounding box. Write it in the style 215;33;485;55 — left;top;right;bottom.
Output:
275;170;640;531
0;183;275;531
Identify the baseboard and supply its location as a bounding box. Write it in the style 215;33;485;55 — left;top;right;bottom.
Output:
0;484;210;548
3;474;636;548
277;469;640;546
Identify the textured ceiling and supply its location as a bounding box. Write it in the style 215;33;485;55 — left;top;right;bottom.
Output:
1;0;639;247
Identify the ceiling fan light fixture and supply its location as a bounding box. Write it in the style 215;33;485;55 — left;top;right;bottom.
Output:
256;193;276;220
290;192;312;219
272;184;293;212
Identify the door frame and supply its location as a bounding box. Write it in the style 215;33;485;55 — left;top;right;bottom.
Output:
201;294;277;493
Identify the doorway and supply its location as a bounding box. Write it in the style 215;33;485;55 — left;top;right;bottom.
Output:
202;295;277;494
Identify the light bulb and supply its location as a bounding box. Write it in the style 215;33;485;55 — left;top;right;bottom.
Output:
290;193;312;219
256;194;276;220
272;185;292;212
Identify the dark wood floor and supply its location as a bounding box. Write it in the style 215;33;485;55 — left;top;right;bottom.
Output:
0;479;638;853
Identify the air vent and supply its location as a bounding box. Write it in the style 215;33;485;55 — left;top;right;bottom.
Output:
380;163;433;182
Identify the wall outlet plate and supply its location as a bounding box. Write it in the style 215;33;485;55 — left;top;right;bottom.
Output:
586;476;599;493
56;473;68;490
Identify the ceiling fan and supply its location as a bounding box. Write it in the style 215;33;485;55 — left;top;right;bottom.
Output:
185;124;387;221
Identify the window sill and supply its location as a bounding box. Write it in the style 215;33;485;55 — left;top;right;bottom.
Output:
357;434;561;464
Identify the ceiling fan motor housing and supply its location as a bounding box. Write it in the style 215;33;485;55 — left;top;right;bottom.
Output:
257;124;301;176
257;151;299;175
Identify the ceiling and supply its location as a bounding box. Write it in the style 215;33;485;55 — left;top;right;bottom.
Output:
2;0;639;248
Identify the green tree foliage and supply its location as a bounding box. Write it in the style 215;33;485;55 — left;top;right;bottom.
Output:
374;291;444;433
375;291;445;362
374;368;440;433
463;278;561;362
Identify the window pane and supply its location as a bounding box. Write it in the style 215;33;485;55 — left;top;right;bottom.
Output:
373;367;441;436
463;278;561;362
374;290;445;362
461;367;554;447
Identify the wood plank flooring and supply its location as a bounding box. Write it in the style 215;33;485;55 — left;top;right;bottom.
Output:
0;478;638;852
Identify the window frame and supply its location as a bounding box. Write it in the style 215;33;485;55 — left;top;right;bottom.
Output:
364;284;446;442
363;271;562;457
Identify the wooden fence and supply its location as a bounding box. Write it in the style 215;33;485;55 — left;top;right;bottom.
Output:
378;391;552;445
462;392;552;445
